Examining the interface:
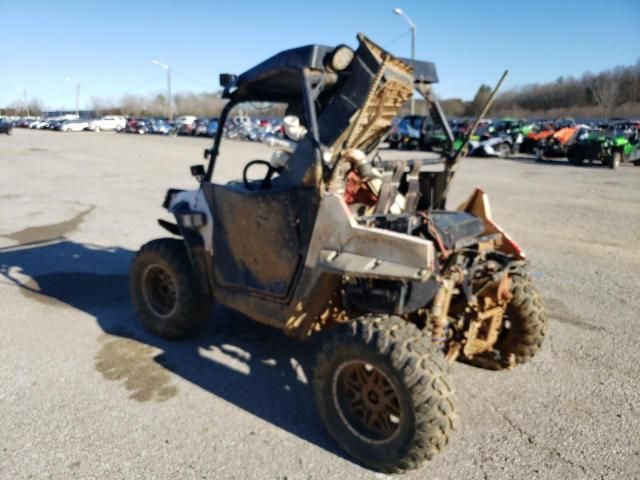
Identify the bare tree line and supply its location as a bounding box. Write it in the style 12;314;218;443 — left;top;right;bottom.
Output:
403;61;640;119
4;61;639;119
88;92;229;117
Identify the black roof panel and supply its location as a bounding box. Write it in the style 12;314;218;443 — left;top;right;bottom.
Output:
223;38;439;102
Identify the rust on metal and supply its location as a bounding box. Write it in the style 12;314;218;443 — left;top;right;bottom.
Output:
335;361;402;440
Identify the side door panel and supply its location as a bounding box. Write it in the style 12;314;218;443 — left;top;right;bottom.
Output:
206;184;301;298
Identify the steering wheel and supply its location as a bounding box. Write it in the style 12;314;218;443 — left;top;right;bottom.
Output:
243;160;277;191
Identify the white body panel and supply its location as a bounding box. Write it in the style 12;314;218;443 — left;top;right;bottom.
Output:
169;189;214;254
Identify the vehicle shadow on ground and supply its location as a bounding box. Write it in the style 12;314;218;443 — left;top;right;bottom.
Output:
0;239;346;460
506;154;572;166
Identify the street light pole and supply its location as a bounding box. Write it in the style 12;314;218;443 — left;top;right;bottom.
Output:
23;90;30;117
151;60;172;120
393;7;416;115
75;83;80;117
167;68;171;120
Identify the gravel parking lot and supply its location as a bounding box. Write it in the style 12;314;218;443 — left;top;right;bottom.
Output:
1;129;639;479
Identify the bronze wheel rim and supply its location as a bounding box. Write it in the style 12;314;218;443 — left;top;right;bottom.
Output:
142;264;177;318
332;360;402;443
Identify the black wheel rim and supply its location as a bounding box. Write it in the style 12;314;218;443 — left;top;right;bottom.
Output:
142;264;177;317
333;361;402;443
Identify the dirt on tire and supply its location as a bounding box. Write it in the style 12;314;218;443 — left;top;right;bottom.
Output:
313;315;456;473
130;238;211;339
496;275;548;365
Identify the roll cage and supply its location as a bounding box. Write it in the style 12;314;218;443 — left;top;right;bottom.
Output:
203;34;458;206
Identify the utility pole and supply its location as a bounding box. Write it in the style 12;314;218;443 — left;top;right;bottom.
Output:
393;7;417;115
151;60;172;120
166;67;172;120
75;83;80;117
23;90;30;116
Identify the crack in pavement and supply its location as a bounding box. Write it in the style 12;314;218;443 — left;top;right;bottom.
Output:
461;385;603;478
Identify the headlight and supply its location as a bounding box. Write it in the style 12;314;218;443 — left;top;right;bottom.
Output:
328;45;354;71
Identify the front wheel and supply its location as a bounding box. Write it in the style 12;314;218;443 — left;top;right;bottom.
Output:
314;315;456;473
130;238;211;339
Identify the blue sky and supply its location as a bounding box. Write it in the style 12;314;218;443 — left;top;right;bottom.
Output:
1;0;639;109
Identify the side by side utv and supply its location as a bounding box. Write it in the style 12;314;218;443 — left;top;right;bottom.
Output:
567;124;639;169
388;114;450;152
535;125;579;162
130;34;548;473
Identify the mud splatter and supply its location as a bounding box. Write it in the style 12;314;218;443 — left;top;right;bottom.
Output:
546;298;606;332
95;335;178;402
1;206;95;244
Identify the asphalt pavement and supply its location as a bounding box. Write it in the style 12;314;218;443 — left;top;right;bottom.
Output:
1;129;639;479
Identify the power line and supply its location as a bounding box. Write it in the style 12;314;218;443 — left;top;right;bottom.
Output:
82;72;166;97
15;69;210;108
171;69;213;90
383;29;411;49
41;88;76;102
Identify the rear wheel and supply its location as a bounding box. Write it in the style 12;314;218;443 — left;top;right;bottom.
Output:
567;149;582;166
130;238;211;339
495;142;511;158
495;275;548;366
314;315;456;473
609;151;622;169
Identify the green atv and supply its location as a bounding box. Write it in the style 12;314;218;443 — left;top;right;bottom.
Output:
568;125;639;169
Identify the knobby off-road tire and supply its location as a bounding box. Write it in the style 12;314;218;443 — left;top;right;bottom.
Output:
567;149;582;166
495;142;511;158
314;315;456;473
609;151;622;169
130;238;211;339
495;275;548;365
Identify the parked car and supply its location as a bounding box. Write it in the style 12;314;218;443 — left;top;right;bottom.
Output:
148;118;173;135
206;118;219;137
175;115;197;128
30;119;49;129
17;118;34;128
177;120;195;135
193;118;210;136
49;119;67;130
89;115;126;132
60;118;91;132
0;120;12;135
124;118;152;134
